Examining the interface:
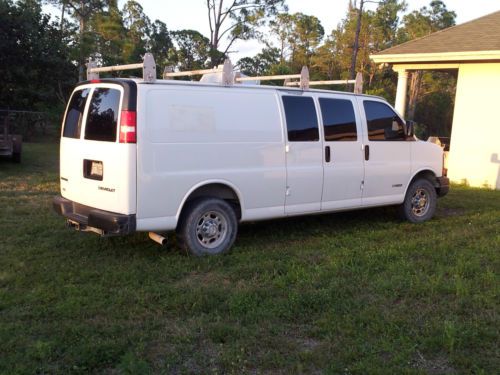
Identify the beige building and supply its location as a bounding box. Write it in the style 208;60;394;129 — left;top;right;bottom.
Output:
371;11;500;190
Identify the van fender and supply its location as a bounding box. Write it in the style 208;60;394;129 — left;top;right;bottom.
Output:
403;167;440;197
175;179;245;221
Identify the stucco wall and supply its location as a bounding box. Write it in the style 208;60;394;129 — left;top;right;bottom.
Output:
447;63;500;189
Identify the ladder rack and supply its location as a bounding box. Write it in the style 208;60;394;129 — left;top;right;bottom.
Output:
163;58;363;93
86;53;157;83
86;54;363;93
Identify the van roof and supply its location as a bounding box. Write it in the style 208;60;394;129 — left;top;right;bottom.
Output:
77;78;386;101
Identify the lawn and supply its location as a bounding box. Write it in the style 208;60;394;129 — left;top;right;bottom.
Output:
0;143;499;374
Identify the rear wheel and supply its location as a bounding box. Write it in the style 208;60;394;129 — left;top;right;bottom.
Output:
176;198;237;256
399;178;437;223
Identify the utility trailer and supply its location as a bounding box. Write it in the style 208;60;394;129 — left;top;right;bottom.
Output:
0;112;22;163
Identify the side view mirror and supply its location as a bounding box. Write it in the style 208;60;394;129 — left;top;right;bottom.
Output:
405;120;415;137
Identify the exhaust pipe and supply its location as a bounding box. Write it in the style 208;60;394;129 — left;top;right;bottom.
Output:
149;232;167;246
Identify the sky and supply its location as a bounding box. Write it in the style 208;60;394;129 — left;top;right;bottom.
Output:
128;0;500;61
46;0;500;61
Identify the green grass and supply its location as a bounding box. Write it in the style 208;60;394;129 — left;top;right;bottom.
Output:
1;143;499;374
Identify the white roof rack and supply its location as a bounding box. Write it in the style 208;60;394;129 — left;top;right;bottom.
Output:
86;53;363;93
86;53;157;83
164;58;364;93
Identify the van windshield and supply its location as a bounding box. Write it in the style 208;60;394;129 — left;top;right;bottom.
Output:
62;88;90;139
84;88;121;142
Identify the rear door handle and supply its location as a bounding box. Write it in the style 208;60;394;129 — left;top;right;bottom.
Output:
364;145;370;161
325;146;331;163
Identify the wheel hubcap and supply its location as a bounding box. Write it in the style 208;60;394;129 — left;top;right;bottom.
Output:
411;188;429;217
196;210;227;249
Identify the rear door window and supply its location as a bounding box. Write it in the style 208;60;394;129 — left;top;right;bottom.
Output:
319;98;357;141
63;88;90;139
282;96;319;142
84;88;121;142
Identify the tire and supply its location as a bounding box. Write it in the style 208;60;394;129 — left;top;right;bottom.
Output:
399;178;437;223
12;151;21;163
176;197;238;256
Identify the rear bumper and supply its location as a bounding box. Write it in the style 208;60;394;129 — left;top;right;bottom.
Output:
436;176;450;197
53;196;136;236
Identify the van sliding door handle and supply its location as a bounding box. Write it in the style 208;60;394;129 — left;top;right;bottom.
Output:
364;145;370;161
325;146;331;163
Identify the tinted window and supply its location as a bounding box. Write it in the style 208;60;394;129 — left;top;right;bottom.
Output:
282;96;319;142
85;88;121;142
364;101;406;141
63;89;90;139
319;98;357;141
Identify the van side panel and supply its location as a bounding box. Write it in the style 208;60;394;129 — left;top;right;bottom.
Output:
136;86;286;230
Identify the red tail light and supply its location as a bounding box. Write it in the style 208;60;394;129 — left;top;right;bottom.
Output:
119;110;136;143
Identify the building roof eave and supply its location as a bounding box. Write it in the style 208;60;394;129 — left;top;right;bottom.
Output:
370;50;500;64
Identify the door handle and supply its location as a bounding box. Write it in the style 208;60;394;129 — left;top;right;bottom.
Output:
325;146;331;163
364;145;370;161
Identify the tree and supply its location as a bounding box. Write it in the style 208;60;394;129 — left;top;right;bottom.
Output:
0;0;76;110
91;1;127;67
122;0;151;62
170;30;211;71
65;0;107;80
287;13;324;70
205;0;286;66
268;13;293;63
350;0;407;79
267;12;324;73
236;47;280;76
149;20;174;72
311;33;341;80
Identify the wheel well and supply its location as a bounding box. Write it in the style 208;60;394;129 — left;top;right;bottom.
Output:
410;170;438;189
182;183;242;220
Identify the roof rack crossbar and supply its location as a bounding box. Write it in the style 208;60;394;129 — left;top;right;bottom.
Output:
236;73;301;82
163;66;223;78
284;72;363;93
235;65;310;89
86;53;156;83
285;79;355;86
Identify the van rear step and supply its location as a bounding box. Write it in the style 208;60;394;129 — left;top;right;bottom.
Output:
53;196;135;236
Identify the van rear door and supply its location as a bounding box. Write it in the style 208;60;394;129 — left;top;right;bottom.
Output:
59;81;137;215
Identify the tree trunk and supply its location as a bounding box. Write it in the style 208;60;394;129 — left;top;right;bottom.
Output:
350;0;363;80
78;15;85;81
408;70;422;121
60;1;66;36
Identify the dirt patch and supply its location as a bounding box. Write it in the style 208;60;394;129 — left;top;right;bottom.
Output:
411;350;457;375
174;271;230;288
437;207;466;218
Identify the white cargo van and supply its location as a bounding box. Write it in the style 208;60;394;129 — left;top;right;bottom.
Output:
53;60;449;255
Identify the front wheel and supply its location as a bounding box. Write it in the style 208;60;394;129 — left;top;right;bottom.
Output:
399;178;437;223
176;198;238;256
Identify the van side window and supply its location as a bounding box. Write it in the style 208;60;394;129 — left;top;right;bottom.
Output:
319;98;357;141
282;96;319;142
364;101;406;141
85;88;121;142
62;89;90;139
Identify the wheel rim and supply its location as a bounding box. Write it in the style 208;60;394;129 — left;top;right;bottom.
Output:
411;187;430;217
195;210;228;249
